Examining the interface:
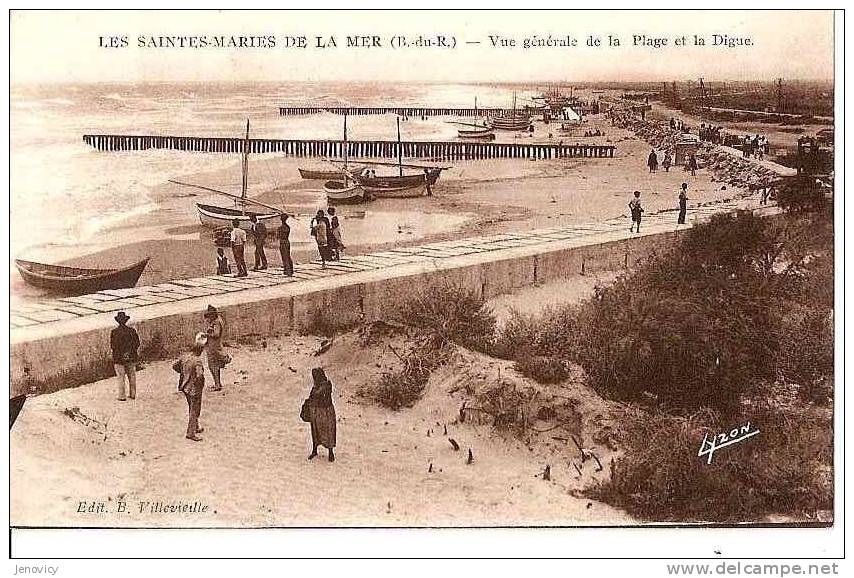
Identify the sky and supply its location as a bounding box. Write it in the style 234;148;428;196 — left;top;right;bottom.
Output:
10;10;835;85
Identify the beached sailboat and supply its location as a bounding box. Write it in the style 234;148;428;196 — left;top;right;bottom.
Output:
354;117;433;197
323;114;367;204
489;92;532;131
190;120;281;230
15;257;150;295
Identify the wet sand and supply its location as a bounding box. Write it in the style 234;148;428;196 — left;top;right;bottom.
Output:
13;112;737;300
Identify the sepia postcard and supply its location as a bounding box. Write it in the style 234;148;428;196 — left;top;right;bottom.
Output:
5;7;844;564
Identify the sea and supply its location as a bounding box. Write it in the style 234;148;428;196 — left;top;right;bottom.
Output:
10;81;520;269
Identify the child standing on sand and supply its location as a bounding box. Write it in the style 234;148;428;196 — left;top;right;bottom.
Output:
629;191;644;233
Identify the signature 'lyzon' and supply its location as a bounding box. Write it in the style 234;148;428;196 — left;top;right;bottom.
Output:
697;422;760;464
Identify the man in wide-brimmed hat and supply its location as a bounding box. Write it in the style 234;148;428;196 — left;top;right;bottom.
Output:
110;311;140;401
203;305;228;391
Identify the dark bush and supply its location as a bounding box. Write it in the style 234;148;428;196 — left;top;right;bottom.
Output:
371;360;433;411
588;400;833;522
569;212;780;416
513;355;569;384
778;306;834;402
775;176;829;213
395;283;496;352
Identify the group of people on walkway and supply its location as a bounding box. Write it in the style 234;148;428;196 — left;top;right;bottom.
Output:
627;182;691;233
224;213;294;278
109;307;337;456
310;207;345;267
739;134;768;160
647;148;698;176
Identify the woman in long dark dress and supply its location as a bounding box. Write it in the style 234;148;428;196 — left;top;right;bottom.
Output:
278;214;294;276
306;367;337;462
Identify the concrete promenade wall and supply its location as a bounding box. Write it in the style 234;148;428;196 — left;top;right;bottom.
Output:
10;227;679;398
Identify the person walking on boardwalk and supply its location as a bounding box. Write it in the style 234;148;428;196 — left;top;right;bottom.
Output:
688;154;698;177
326;207;340;261
678;183;689;225
647;149;658;173
628;191;644;233
204;305;228;391
250;215;268;271
111;311;140;401
301;367;337;462
173;334;207;441
277;213;294;276
662;150;672;172
328;207;345;261
311;210;330;268
230;219;248;277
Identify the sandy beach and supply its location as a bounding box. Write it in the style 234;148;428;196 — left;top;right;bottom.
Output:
10;91;791;528
11;274;633;527
12;109;738;304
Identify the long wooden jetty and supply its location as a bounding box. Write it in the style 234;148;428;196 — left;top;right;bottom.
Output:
279;106;517;117
82;134;616;160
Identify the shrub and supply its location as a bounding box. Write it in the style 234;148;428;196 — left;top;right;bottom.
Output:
395;283;496;352
363;283;490;410
513;355;569;384
566;212;784;416
588;401;833;522
775;176;828;213
371;361;432;411
778;306;834;402
491;308;539;360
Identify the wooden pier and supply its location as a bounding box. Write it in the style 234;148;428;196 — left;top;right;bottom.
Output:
82;134;616;160
278;106;517;117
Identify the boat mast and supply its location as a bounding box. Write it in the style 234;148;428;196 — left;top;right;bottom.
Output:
240;118;249;215
397;116;403;177
343;113;349;187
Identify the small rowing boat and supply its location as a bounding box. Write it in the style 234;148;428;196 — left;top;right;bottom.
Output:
15;257;150;295
368;180;427;199
458;126;495;140
324;180;367;204
299;165;363;180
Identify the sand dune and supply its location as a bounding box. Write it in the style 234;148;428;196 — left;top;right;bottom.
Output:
11;328;631;528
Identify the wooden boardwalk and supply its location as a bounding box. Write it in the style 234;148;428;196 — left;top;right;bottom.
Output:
10;195;768;332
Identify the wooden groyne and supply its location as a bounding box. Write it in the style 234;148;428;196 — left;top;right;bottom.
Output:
82;134;616;160
279;106;516;117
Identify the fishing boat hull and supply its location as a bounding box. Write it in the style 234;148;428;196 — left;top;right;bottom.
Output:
356;168;440;189
368;181;427;199
489;116;532;131
15;257;150;295
196;203;281;230
458;128;496;140
323;181;367;204
299;166;361;180
10;394;26;429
